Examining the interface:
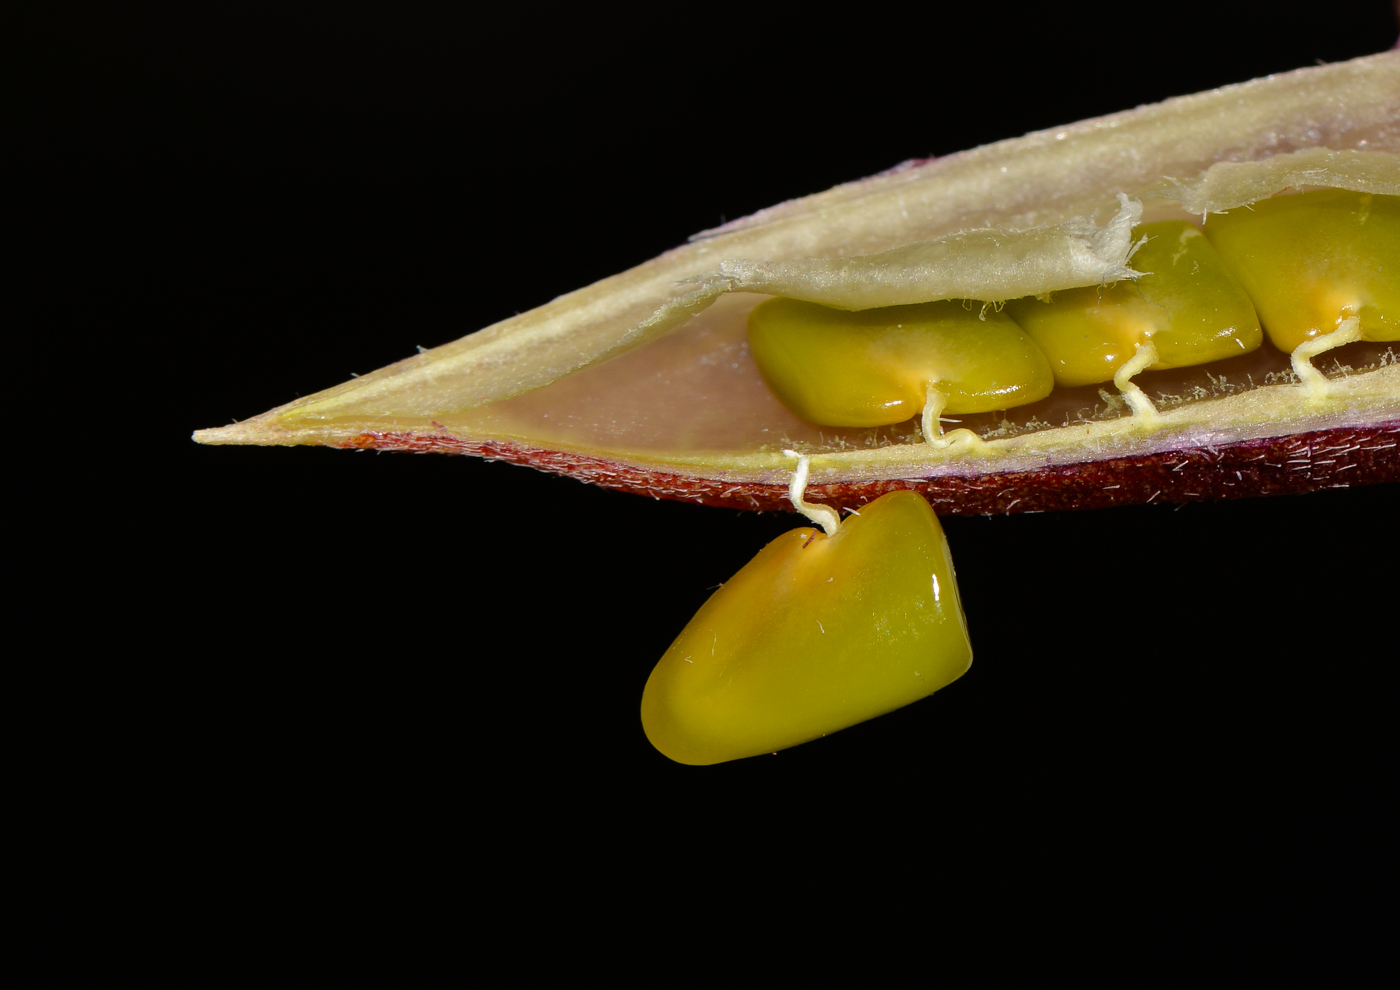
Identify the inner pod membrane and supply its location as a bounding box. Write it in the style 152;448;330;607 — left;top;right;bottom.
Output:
641;490;971;765
743;192;1398;433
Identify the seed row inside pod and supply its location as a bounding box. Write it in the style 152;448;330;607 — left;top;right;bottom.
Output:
746;191;1398;444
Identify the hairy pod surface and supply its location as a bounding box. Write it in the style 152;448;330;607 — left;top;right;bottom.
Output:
195;53;1400;514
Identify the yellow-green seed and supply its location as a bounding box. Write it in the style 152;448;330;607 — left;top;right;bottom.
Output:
641;490;972;765
1203;190;1400;352
1005;221;1263;388
747;298;1053;428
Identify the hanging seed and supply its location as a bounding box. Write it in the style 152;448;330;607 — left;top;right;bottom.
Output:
642;490;970;765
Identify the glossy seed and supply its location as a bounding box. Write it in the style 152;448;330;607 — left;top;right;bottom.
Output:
1204;190;1400;352
1006;220;1263;387
640;490;972;765
746;297;1054;431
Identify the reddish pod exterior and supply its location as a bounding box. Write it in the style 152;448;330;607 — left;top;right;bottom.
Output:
339;421;1399;514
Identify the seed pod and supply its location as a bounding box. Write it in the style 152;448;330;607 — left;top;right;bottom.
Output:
194;53;1400;514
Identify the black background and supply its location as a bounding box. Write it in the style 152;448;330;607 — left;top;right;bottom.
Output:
47;4;1397;912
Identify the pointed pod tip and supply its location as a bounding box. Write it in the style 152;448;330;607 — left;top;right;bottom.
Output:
191;416;292;446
